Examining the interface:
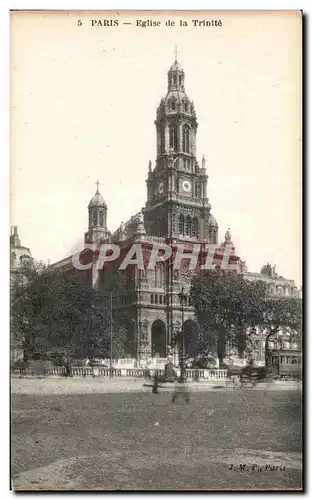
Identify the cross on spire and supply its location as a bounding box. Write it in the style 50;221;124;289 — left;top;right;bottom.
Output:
174;45;179;62
95;180;101;193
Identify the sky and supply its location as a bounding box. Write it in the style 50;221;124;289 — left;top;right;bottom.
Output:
10;10;302;284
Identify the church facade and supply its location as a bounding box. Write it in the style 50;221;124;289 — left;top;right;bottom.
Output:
50;56;301;367
51;57;240;364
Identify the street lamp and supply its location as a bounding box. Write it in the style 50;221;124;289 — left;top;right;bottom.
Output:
178;287;187;382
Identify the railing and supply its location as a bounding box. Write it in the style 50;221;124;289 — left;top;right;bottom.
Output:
11;365;228;380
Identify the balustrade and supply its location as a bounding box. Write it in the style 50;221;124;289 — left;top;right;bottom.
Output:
12;365;229;380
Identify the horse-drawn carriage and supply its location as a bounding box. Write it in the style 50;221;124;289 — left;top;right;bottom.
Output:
268;349;302;381
226;363;267;387
227;349;302;386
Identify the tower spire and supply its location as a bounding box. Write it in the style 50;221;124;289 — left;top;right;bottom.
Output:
95;180;100;193
175;44;178;62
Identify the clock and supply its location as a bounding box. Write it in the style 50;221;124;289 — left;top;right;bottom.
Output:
158;182;164;194
182;180;191;193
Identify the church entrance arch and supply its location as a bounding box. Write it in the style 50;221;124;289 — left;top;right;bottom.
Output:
151;320;167;358
183;320;198;357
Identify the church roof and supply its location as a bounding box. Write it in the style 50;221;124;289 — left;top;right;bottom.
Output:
88;190;107;208
165;90;190;102
169;60;183;72
208;213;218;227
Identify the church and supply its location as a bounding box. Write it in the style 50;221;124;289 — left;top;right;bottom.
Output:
50;55;300;367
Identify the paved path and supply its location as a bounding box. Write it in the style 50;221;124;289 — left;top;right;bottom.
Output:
11;376;302;395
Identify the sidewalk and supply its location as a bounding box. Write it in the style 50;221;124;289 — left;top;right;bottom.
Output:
11;376;302;395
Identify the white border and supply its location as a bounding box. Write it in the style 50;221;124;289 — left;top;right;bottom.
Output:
3;2;308;499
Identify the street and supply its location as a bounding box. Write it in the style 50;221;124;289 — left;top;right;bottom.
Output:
11;387;302;490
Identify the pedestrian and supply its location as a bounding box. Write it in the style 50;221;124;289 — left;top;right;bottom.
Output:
172;380;190;403
164;358;176;383
152;370;159;394
171;365;190;403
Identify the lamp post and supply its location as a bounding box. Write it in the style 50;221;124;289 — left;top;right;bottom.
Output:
109;291;113;379
178;287;187;382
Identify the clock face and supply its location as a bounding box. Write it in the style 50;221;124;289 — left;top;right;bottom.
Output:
182;180;191;193
158;182;164;194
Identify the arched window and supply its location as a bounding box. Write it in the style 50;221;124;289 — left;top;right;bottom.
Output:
185;102;188;112
178;214;184;235
151;294;154;304
185;216;192;236
191;217;199;237
182;125;190;153
173;74;177;84
92;210;97;226
179;75;182;85
171;100;176;111
99;211;104;227
169;126;177;151
159;296;162;305
155;295;158;305
172;213;176;233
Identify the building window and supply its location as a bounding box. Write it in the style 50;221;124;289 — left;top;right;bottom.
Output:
191;217;199;237
185;102;188;112
155;295;158;305
178;214;184;235
169;126;177;151
20;255;31;269
182;125;190;153
92;211;97;226
171;100;176;111
172;213;176;233
185;216;192;236
151;294;154;304
99;211;104;227
179;75;182;84
159;296;162;304
173;74;177;84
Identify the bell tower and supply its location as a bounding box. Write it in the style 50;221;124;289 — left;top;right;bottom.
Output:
84;181;108;244
144;54;218;243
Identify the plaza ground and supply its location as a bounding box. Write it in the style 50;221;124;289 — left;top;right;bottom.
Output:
11;379;302;491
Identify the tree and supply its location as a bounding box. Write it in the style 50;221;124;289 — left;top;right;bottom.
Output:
10;260;48;361
85;288;127;361
259;297;302;366
190;269;267;366
11;266;95;362
11;266;128;367
190;268;302;368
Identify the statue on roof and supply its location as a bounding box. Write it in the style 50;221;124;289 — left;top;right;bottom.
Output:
224;228;232;243
137;212;144;224
202;155;207;169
